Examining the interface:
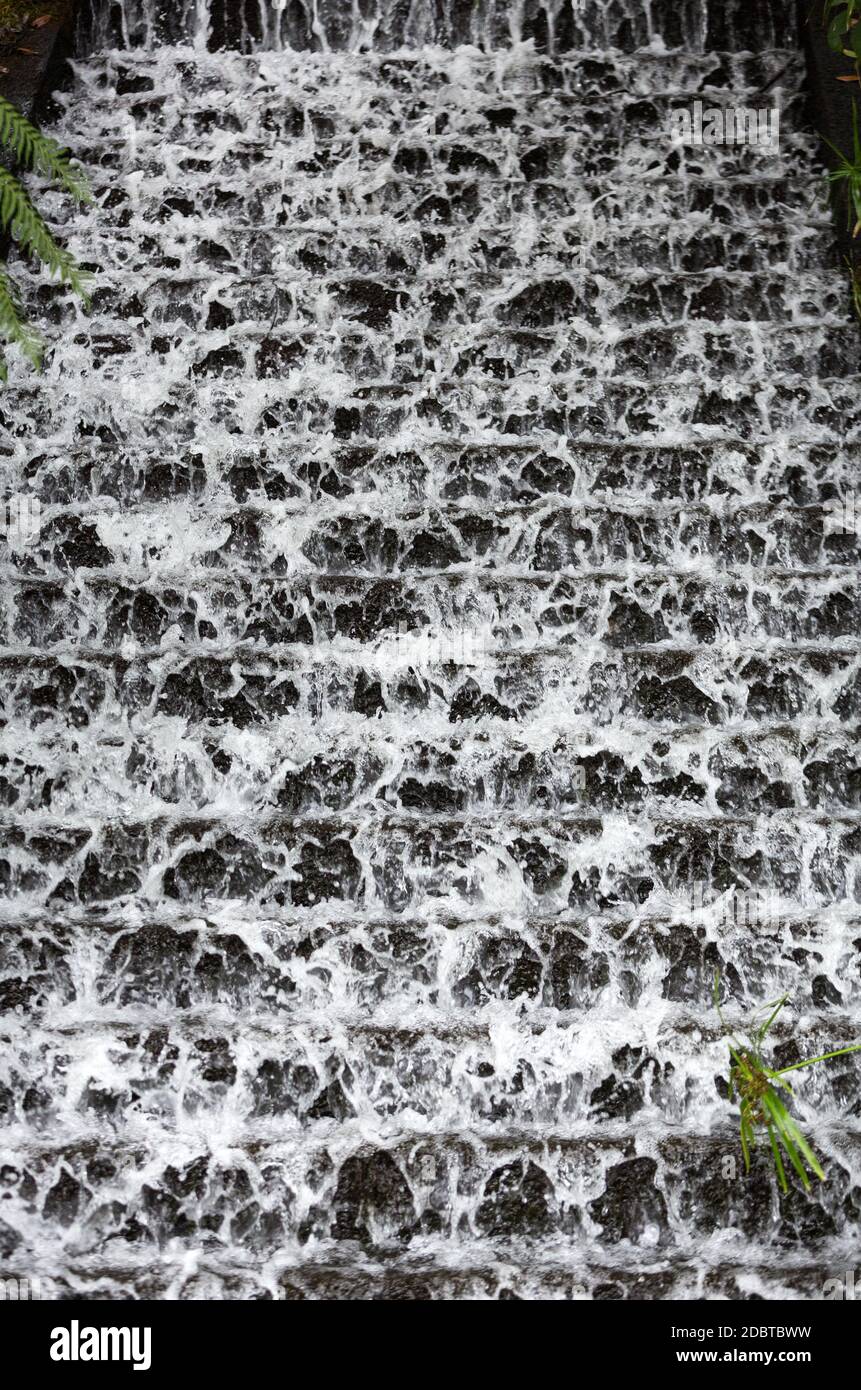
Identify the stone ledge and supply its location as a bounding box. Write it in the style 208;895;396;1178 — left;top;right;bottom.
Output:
0;1;77;118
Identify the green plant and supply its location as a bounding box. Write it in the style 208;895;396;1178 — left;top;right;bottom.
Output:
825;0;861;61
822;100;861;236
713;970;861;1193
0;92;91;378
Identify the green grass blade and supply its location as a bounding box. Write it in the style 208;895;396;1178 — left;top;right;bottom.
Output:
739;1108;752;1172
728;1044;755;1079
767;1123;788;1193
780;1110;826;1182
766;1068;796;1099
714;969;739;1042
828;16;845;51
822;131;854;168
776;1043;861;1074
763;1091;811;1191
756;992;790;1043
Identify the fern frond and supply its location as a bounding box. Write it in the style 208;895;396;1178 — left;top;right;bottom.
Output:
0;265;43;373
0;166;91;303
0;97;93;382
0;95;90;204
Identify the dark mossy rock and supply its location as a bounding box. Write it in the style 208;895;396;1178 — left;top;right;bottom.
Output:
589;1157;669;1244
330;1151;418;1244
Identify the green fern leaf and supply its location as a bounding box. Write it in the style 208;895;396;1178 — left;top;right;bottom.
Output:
0;166;92;303
0;95;90;204
0;97;93;377
0;266;43;371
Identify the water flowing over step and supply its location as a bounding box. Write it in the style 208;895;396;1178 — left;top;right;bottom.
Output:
1;0;860;1299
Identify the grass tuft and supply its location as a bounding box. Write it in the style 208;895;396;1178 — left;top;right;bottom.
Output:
822;100;861;237
714;969;861;1193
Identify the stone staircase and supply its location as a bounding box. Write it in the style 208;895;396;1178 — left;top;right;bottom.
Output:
0;0;860;1299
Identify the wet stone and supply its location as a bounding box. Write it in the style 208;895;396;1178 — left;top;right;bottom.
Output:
589;1157;669;1245
0;0;856;1303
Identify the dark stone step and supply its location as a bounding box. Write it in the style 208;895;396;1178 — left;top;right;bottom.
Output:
0;1129;855;1267
0;1255;840;1301
4;569;859;651
5;501;859;578
2;721;859;817
67;222;842;282
65;269;850;334
78;0;792;58
2;907;860;1020
68;91;812;149
76;47;803;104
8;441;857;509
3;645;860;731
49;316;859;381
69;130;821;183
42;170;829;232
4;372;859;445
0;807;858;916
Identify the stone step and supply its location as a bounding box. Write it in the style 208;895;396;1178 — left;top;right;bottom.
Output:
4;373;859;445
81;0;792;58
40;169;833;234
54;322;861;383
63;90;811;150
66;129;821;184
3;569;859;652
67;269;851;332
64;222;845;282
48;307;861;381
1;808;859;914
2;723;860;817
8;723;861;813
0;1130;856;1267
3;1003;860;1139
3;646;859;730
0;1255;844;1301
2;906;861;1019
38;324;858;394
78;46;803;102
6;441;857;508
4;502;860;577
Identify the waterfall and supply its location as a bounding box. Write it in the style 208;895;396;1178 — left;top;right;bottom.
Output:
1;0;859;1300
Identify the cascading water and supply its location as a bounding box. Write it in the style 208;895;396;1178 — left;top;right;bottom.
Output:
1;0;860;1299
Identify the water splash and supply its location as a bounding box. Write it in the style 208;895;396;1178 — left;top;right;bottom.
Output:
77;0;791;55
1;0;859;1300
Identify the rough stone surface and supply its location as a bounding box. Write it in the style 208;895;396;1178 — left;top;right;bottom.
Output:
0;0;859;1299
